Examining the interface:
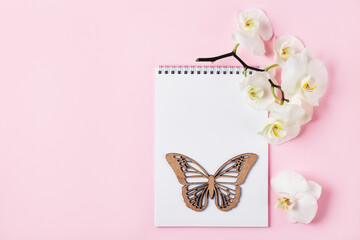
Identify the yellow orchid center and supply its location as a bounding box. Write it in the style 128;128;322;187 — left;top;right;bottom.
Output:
244;17;255;29
247;87;264;100
261;121;286;139
276;196;295;210
279;42;295;60
301;76;317;93
281;46;292;58
271;124;284;138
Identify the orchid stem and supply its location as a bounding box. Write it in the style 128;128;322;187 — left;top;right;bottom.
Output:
264;64;279;71
196;52;233;63
196;44;264;72
271;86;280;102
268;79;289;104
280;90;286;105
196;45;289;105
232;43;240;53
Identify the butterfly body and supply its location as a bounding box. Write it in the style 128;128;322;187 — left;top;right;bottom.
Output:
208;175;215;199
166;153;257;212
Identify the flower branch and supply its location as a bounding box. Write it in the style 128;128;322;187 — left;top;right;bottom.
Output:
268;79;289;104
264;64;279;71
196;44;287;104
194;7;328;146
196;44;264;72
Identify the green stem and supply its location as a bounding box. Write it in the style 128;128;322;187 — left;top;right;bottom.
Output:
244;68;247;77
264;64;279;71
232;43;240;53
271;86;280;102
268;79;289;104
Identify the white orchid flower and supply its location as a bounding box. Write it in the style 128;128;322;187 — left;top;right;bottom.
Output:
281;47;328;106
239;71;275;110
273;35;305;65
232;8;273;56
259;103;307;144
259;119;300;145
271;171;322;224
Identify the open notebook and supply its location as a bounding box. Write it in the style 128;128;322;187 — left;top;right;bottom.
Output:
155;66;268;227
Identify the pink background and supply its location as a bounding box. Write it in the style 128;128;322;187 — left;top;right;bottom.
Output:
0;0;359;239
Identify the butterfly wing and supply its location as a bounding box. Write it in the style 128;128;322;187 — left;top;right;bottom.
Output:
166;153;210;211
213;153;257;211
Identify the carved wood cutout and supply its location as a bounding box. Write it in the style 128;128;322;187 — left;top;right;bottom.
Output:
166;153;258;212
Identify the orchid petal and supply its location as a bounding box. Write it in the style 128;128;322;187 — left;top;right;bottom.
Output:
248;8;273;40
271;171;308;195
269;103;306;126
303;46;314;61
287;192;318;224
306;59;328;99
281;52;308;95
307;180;322;200
232;31;265;56
289;95;313;125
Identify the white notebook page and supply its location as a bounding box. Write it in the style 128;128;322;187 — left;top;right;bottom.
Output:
155;66;268;227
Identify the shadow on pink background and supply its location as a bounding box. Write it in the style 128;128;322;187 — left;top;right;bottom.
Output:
0;0;359;239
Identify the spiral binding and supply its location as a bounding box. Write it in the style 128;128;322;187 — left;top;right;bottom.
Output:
156;66;251;75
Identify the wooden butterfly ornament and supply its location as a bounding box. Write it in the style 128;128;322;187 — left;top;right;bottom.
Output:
166;153;257;212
